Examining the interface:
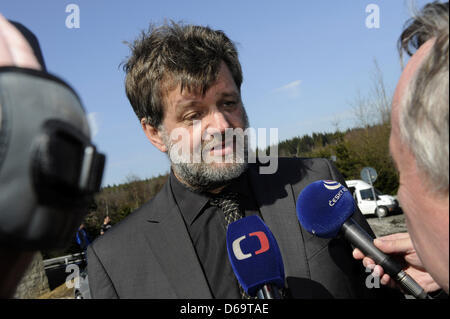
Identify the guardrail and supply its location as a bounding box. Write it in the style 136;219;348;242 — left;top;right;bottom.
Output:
43;252;86;270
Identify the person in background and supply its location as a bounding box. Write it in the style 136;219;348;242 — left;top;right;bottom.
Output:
76;224;91;252
100;216;112;235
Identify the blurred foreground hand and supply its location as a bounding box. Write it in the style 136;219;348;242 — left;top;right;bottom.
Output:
0;13;41;70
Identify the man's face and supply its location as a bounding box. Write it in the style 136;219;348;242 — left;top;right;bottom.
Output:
390;39;449;292
157;62;249;191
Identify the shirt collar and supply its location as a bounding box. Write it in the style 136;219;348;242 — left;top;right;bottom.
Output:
169;169;251;226
170;171;210;226
221;169;252;199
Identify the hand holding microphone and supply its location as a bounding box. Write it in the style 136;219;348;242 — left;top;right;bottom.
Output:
353;232;442;293
296;180;430;299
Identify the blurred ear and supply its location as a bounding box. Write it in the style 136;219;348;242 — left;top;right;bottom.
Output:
141;118;168;153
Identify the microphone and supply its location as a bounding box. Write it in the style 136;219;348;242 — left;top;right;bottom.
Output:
226;215;285;299
296;180;430;299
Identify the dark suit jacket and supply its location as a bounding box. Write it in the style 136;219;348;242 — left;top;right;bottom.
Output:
87;158;399;298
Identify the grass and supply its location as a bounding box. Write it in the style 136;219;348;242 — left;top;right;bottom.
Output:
38;283;74;299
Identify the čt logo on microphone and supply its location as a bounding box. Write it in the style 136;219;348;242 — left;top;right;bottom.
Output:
232;231;270;260
323;180;342;190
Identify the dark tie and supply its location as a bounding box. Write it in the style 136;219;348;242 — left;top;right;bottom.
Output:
209;192;252;299
209;192;243;227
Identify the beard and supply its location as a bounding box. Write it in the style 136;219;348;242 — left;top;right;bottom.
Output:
160;115;249;193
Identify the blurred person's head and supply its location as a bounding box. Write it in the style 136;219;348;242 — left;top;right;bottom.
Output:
390;1;449;293
0;16;44;298
0;16;104;297
123;22;249;192
104;216;110;224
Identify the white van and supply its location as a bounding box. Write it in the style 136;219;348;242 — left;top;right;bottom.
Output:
345;180;399;218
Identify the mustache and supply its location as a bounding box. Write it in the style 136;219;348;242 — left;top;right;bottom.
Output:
201;131;246;152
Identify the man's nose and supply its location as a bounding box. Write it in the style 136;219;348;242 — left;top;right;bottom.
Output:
206;109;231;134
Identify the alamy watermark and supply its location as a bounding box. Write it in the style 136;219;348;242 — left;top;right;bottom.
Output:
65;263;382;291
65;264;81;289
65;4;80;29
365;4;380;29
164;121;279;174
365;265;381;289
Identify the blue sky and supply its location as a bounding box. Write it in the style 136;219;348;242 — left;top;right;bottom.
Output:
1;0;429;186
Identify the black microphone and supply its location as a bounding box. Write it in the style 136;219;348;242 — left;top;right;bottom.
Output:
296;180;430;299
226;216;285;299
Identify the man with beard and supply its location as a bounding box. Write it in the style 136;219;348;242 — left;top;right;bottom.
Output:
87;23;399;299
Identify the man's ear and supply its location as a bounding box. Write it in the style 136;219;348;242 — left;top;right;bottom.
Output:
141;118;168;153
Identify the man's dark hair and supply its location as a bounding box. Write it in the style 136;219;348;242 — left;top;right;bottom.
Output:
122;22;243;128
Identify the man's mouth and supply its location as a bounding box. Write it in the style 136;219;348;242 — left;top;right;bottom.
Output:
208;141;234;156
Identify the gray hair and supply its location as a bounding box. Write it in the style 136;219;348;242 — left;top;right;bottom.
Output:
398;1;449;193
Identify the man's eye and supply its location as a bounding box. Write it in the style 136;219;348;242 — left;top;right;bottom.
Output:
184;112;202;121
223;101;237;108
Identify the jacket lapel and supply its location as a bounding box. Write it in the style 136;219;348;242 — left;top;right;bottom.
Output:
142;180;212;298
140;163;311;297
248;164;310;280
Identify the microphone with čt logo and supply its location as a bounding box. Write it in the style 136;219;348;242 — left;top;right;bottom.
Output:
296;180;430;299
226;215;285;299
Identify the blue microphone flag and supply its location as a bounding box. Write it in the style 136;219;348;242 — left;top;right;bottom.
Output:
226;215;285;296
296;180;356;238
